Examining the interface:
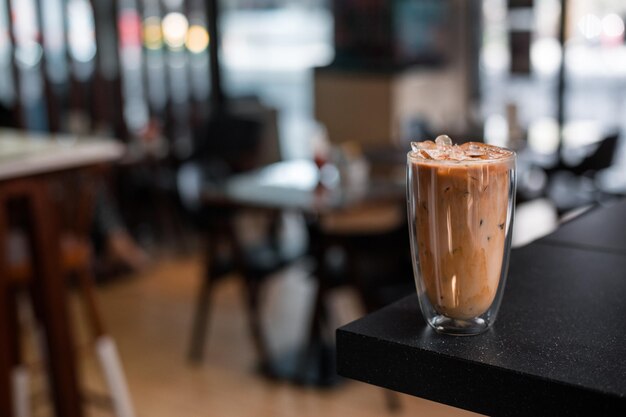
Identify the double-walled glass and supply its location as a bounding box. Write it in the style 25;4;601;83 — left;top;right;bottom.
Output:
407;147;516;335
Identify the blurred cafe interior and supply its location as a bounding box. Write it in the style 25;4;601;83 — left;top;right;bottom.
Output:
1;0;625;416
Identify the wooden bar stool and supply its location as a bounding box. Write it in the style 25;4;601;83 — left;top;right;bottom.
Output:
3;177;135;417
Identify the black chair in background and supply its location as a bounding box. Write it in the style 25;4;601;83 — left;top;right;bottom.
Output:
178;113;300;366
318;208;413;312
179;0;301;366
567;133;619;177
547;133;620;213
307;203;411;407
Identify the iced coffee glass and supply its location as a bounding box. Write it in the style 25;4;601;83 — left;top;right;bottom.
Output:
407;136;516;335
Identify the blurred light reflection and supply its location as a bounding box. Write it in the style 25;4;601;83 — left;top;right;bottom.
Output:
185;1;210;102
15;41;43;68
186;25;209;53
41;0;68;84
11;0;47;130
0;0;13;104
528;118;560;155
68;0;97;63
578;14;602;40
530;38;561;75
602;13;624;38
118;2;148;133
484;114;508;147
143;16;163;50
142;1;167;112
68;0;97;81
163;12;188;50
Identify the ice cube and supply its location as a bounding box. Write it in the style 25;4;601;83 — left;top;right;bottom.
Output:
466;145;485;157
418;149;434;159
449;145;465;161
412;139;513;162
435;135;453;147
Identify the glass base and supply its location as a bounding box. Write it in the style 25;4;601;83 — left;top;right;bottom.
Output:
429;315;490;336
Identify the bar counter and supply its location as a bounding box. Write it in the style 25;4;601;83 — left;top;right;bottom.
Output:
337;200;626;416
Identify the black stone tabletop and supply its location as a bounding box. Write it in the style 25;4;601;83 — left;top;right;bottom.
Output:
538;198;626;255
337;243;626;417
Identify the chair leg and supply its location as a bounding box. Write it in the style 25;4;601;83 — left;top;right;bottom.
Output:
22;287;50;377
7;291;30;417
187;271;214;363
293;225;335;385
188;234;226;364
76;269;136;417
11;365;29;417
75;269;105;339
242;277;270;366
94;336;136;417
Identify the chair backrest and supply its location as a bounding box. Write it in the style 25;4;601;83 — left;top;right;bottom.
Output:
49;171;100;237
571;133;619;176
193;114;264;175
177;110;264;216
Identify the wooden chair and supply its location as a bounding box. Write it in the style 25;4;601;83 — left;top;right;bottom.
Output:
3;173;135;417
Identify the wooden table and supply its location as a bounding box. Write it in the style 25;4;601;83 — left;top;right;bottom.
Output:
0;130;124;417
336;199;626;416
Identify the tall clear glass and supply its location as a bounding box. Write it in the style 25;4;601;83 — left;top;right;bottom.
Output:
407;145;516;335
